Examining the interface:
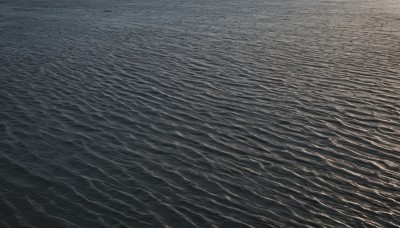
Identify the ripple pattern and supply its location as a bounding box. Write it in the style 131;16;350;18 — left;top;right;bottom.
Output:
1;0;400;227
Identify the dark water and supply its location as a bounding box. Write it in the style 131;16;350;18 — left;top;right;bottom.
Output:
1;0;400;227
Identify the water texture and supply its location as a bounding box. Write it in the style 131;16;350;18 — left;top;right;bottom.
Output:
1;0;399;227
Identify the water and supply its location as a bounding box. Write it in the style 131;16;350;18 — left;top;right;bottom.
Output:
1;0;399;227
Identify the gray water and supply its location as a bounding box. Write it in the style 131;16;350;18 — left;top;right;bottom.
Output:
1;0;400;227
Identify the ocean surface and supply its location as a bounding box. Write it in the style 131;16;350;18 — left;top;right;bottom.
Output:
1;0;400;227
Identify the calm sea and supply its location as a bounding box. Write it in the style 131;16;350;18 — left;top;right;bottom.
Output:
1;0;399;227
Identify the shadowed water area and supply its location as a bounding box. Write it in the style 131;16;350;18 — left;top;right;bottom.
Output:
1;0;400;227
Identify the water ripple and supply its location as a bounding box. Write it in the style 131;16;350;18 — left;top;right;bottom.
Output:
1;0;400;227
